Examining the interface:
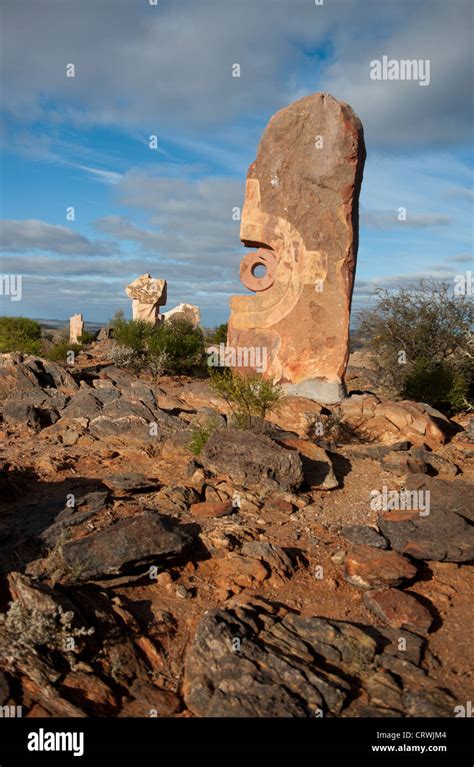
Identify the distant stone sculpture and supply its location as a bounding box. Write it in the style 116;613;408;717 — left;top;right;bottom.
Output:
163;303;201;328
227;92;366;403
69;313;84;344
126;274;167;324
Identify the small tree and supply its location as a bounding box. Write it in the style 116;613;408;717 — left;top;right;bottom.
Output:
358;279;472;412
210;368;282;429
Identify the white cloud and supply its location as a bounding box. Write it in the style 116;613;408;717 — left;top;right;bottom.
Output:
1;0;471;148
362;211;452;229
0;219;120;256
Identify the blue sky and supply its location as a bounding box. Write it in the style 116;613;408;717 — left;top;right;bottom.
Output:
0;0;472;326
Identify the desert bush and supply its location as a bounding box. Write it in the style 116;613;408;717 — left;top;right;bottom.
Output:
308;411;365;444
46;341;82;362
109;344;147;373
0;596;94;672
210;368;282;429
111;315;150;354
148;319;206;375
358;280;473;412
189;415;221;456
78;330;96;344
0;316;42;355
402;358;469;414
206;322;228;345
110;313;206;376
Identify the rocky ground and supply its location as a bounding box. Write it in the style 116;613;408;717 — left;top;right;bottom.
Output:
0;341;472;718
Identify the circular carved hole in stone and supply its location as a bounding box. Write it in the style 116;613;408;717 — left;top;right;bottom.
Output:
252;263;267;278
240;249;277;292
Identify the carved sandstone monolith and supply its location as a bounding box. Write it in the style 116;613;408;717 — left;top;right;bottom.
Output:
69;313;84;344
227;93;366;403
126;274;167;324
163;303;201;328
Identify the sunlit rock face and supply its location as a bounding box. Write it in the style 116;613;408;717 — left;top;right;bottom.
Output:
126;274;167;324
228;92;366;404
163;303;201;328
69;313;84;344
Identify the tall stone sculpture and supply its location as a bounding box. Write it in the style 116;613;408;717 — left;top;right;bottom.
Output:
69;313;84;344
126;274;167;324
227;93;366;403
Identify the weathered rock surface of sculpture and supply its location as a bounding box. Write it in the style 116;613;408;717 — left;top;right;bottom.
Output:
163;303;201;328
228;92;366;403
69;313;84;344
126;274;167;324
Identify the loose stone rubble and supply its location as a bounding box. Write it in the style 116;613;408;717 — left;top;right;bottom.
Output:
0;346;471;718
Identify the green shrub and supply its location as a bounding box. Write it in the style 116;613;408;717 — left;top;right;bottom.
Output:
148;319;206;375
207;323;228;345
78;330;96;345
112;316;150;354
402;358;469;414
46;341;82;363
0;316;42;355
189;416;221;456
358;279;473;412
210;368;282;429
110;314;206;376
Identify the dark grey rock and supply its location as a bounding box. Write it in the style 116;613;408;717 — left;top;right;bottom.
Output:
103;473;158;493
61;511;195;581
341;524;388;549
201;429;303;491
61;390;103;419
378;477;474;562
183;598;455;718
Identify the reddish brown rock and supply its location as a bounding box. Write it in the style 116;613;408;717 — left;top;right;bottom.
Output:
363;589;433;634
344;545;417;590
265;396;325;436
381;451;427;475
61;671;118;714
213;553;269;590
190;500;234;518
118;681;180;717
338;397;451;448
227;92;366;404
276;435;338;489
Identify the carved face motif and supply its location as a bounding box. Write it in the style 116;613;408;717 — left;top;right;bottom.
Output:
228;93;365;402
233;175;325;328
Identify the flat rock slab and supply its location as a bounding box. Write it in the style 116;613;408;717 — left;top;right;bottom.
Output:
201;429;303;491
380;452;427;475
183;598;454;717
377;477;474;562
344;545;417;590
364;589;433;634
61;512;195;581
103;473;158;493
190;501;234;518
341;525;388;549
